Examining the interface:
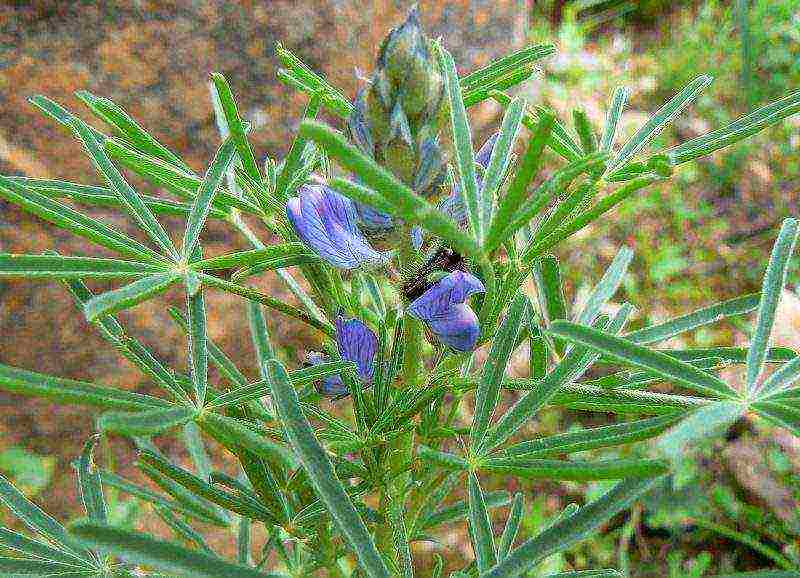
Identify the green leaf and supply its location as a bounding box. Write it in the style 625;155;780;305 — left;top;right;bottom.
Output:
575;246;633;326
501;414;679;458
472;293;528;452
183;139;237;260
421;491;512;532
667;90;800;164
248;301;276;379
482;96;525;232
199;413;296;471
0;176;166;264
550;383;712;415
460;44;556;95
209;73;262;185
75;90;189;171
759;356;800;400
549;321;738;399
0;556;94;574
497;493;524;562
752;401;800;437
488;111;554;252
657;401;745;460
544;571;623;578
0;474;92;564
480;477;658;578
187;287;209;406
98;406;197;437
0;253;168;279
532;255;567;351
0;363;171;411
748;218;799;395
275;94;322;203
267;359;390;578
609;75;713;173
69;116;179;260
626;293;760;345
77;435;107;524
304;122;480;257
154;503;214;554
83;273;179;321
481;457;668;480
600;87;628;151
70;522;282;578
573;109;597;154
192;243;319;272
468;472;497;572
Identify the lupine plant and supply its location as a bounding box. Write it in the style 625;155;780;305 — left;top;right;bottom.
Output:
1;6;799;577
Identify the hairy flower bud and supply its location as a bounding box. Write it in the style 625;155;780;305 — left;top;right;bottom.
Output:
348;5;449;241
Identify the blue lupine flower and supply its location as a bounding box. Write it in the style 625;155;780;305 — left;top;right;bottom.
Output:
287;185;387;270
306;315;378;398
407;270;485;352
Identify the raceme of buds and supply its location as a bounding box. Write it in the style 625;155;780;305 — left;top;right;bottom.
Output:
348;6;449;240
286;184;388;270
407;270;485;352
306;315;378;398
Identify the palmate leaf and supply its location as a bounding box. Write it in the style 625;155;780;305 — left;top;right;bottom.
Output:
70;522;283;578
480;477;658;578
656;401;745;460
0;526;92;568
70;116;179;260
549;321;739;399
267;359;391;578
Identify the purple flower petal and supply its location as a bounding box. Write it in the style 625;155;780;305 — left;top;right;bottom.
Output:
287;185;387;269
408;270;485;351
335;315;378;382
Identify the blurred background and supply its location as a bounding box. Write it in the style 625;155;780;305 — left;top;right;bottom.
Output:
0;0;798;575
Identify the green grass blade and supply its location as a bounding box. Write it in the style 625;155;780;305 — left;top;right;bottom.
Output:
182;140;237;260
75;90;190;171
98;406;197;437
0;176;166;264
437;44;483;244
83;273;179;321
575;246;633;326
0;363;170;411
656;401;744;460
497;493;524;562
472;293;528;452
77;435;107;524
626;293;760;345
267;359;390;578
70;522;281;578
69;117;179;260
748;218;799;396
501;414;679;458
600;87;628;151
209;73;262;185
468;472;497;573
300;122;480;256
0;474;92;564
487;110;554;253
482;457;668;480
0;254;168;279
609;75;713;173
667;90;800;164
480;477;658;578
549;321;738;399
483;97;525;232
